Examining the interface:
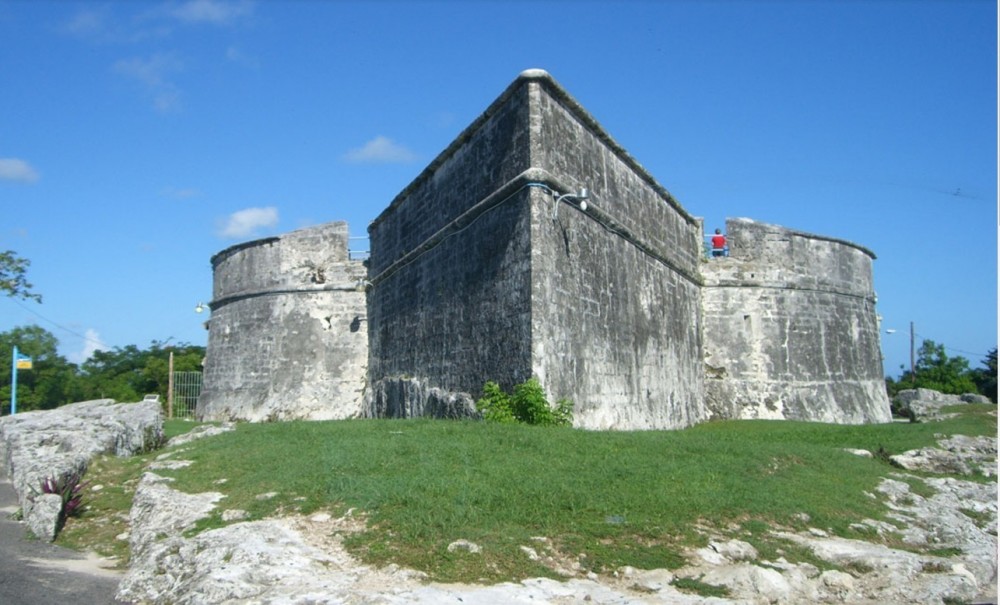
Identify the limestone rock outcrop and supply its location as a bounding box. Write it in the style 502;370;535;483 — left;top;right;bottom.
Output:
0;399;163;541
117;432;996;604
894;388;993;421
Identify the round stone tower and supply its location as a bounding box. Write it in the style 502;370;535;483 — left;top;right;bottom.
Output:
197;221;368;422
701;218;891;424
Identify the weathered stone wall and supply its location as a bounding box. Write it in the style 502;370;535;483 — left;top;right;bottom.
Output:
198;222;368;421
365;80;535;416
201;70;892;431
701;218;891;423
366;70;709;429
527;75;707;429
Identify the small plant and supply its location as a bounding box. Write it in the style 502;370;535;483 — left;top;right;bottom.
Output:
671;576;730;598
476;378;573;426
477;381;517;424
41;471;89;521
873;445;901;467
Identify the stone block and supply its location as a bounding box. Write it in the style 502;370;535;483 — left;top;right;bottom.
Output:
25;492;64;542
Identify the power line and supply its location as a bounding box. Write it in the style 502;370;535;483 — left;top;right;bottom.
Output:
4;298;107;349
912;331;992;359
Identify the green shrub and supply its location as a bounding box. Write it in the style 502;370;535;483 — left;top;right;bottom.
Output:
477;381;517;424
476;378;573;426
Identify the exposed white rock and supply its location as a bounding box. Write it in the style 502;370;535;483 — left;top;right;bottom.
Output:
0;398;163;541
165;422;235;447
3;394;994;604
446;539;481;554
893;388;992;421
25;492;64;542
889;433;996;477
116;439;997;605
843;448;873;458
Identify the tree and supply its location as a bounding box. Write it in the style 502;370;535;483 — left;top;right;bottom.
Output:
0;250;41;302
1;327;206;413
0;325;81;413
970;348;997;403
77;341;204;403
897;340;978;395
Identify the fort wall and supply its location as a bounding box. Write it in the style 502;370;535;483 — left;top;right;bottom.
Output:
364;71;711;429
527;75;707;429
701;218;891;423
365;81;535;418
198;222;368;421
199;70;892;429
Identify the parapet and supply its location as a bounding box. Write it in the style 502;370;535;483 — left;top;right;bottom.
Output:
704;218;877;302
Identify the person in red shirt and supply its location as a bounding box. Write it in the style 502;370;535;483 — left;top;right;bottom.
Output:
711;228;727;257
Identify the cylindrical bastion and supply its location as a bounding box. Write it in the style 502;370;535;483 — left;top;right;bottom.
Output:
197;222;368;422
701;218;892;423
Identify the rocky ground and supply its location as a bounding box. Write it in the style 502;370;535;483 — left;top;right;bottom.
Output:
0;399;163;542
114;431;997;605
1;393;996;604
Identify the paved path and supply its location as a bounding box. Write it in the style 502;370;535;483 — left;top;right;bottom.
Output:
0;468;124;605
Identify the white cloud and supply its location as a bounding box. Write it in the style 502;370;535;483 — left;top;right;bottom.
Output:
169;0;254;25
343;136;418;164
0;158;39;183
225;45;258;68
69;329;108;364
114;53;183;111
217;206;279;239
61;6;170;44
62;7;107;37
161;186;202;199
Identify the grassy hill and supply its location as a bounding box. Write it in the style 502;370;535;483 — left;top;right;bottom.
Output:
59;404;996;585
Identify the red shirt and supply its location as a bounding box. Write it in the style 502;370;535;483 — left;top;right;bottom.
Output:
711;234;727;249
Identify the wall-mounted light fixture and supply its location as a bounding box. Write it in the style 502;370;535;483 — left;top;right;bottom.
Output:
355;279;374;292
553;187;590;217
195;302;206;313
350;315;368;332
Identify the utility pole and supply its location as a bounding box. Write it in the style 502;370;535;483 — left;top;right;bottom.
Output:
10;345;17;415
9;346;32;415
167;350;175;419
910;321;916;385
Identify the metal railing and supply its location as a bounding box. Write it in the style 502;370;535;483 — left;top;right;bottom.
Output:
349;236;370;261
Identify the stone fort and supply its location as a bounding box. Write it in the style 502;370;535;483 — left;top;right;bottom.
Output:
197;70;892;429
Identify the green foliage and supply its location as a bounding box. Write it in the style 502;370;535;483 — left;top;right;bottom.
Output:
476;378;573;426
671;576;730;598
0;325;204;412
41;471;88;521
970;348;997;403
476;381;516;423
70;337;204;404
888;340;994;401
0;325;83;413
0;250;41;302
911;340;977;394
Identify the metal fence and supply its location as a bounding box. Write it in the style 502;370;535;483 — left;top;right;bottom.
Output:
170;371;202;419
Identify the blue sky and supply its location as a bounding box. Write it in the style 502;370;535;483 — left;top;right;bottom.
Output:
1;0;996;378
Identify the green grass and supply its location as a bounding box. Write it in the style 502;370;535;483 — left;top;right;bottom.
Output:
163;418;206;440
57;405;997;582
